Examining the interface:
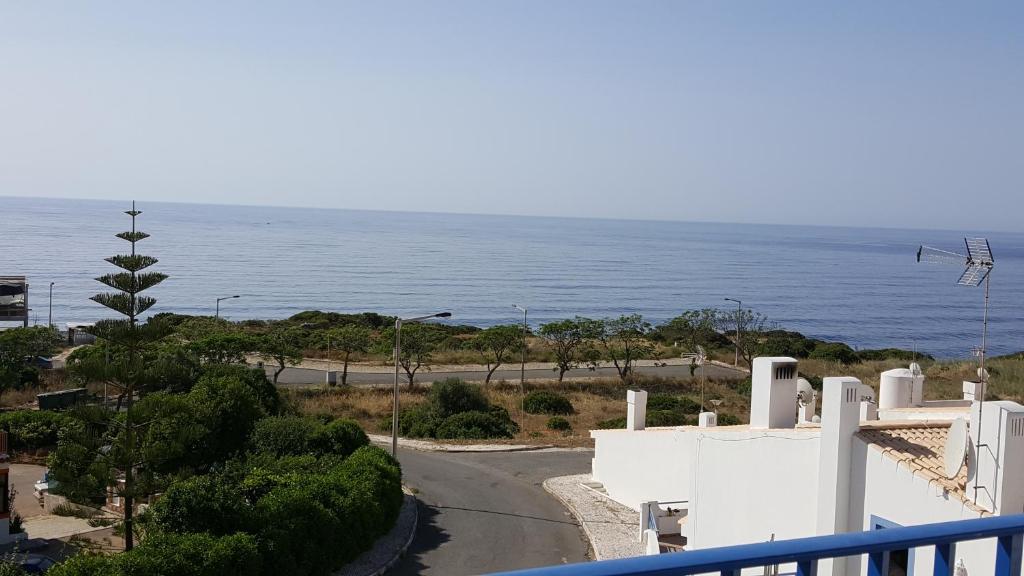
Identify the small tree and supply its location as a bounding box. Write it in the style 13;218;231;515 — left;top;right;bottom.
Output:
470;325;523;383
0;326;61;397
322;325;373;386
586;314;654;382
657;309;721;351
381;323;441;388
256;323;305;384
538;319;587;383
715;308;771;368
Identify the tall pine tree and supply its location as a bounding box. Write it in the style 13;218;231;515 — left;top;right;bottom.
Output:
87;202;169;550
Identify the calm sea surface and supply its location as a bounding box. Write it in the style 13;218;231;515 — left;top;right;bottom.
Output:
3;196;1023;359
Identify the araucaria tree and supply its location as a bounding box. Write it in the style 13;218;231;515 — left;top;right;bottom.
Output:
84;203;170;551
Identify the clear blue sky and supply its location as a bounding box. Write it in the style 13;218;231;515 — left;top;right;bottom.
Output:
2;2;1022;230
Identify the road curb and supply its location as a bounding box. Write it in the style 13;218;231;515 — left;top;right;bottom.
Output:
542;477;599;562
334;489;418;576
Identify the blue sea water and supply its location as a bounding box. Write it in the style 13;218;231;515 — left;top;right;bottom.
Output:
2;196;1022;359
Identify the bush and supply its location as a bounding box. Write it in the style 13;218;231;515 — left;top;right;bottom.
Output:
646;395;700;413
150;475;251;536
523;391;574;415
428;378;489;418
809;342;858;364
717;413;741;426
546;416;571;431
596;417;626;429
856;348;932;362
646;410;690;427
435;411;515;439
198;364;282;415
0;410;69;451
394;404;443;438
249;416;319;457
48;532;261;576
312;419;369;459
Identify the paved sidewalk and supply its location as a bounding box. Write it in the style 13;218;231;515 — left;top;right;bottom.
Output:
23;515;105;540
543;474;644;561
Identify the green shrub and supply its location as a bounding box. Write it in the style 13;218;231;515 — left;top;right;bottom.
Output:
0;410;69;451
249;416;319;456
150;475;251;536
395;404;443;438
809;342;858;364
47;533;261;576
0;562;27;576
435;411;515;439
546;416;571;431
595;417;626;429
717;413;741;426
523;391;574;415
856;348;932;362
646;395;700;413
428;378;489;418
198;364;282;415
312;419;369;458
646;410;690;427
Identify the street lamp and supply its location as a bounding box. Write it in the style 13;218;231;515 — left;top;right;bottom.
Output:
392;311;452;457
512;305;528;388
215;295;240;319
48;282;54;327
724;298;742;367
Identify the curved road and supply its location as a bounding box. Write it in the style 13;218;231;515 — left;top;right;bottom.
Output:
391;447;594;575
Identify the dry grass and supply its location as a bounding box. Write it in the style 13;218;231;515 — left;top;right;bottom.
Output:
0;369;73;409
284;373;751;448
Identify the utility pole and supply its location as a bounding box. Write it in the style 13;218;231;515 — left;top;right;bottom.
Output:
48;282;54;327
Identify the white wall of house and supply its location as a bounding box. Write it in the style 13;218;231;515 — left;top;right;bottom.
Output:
591;427;693;510
685;428;821;550
846;437;994;576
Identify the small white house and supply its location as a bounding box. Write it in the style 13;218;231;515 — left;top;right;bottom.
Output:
590;357;1024;576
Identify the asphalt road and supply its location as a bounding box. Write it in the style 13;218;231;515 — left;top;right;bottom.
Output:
272;363;744;386
391;448;594;575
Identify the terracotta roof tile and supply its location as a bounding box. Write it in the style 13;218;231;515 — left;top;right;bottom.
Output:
855;423;987;515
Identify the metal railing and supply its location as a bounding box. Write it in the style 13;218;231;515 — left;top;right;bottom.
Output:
487;514;1024;576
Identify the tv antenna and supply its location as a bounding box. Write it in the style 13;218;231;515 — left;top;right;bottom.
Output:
917;237;994;503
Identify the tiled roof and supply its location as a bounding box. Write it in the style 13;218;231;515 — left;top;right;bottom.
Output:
856;422;986;514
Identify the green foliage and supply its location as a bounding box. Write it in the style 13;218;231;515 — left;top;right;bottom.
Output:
758;330;817;358
654;310;727;349
546;416;572;431
585;314;655;381
430;378;490;418
538;319;589;382
188;375;264;465
0;410;70;451
470;325;524;383
595;417;626;429
523;391;574;415
187;332;257;365
378;323;445;387
48;532;261;576
0;326;62;395
646;410;690;427
435;411;516;439
646;394;701;413
255;323;306;384
856;348;932;362
248;416;320;457
319;325;374;386
248;416;368;459
809;342;858;364
717;413;742;426
393;404;443;438
288;310;394;330
198;364;281;415
0;562;27;576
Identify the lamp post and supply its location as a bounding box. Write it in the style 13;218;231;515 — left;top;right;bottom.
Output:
215;295;240;319
512;305;528;387
48;282;54;327
392;311;452;457
724;298;742;367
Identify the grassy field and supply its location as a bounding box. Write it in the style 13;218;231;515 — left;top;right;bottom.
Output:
287;355;1024;447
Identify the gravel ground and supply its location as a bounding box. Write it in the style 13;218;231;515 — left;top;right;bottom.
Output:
543;474;644;561
335;492;418;576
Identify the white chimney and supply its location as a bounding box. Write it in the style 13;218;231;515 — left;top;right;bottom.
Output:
750;357;799;429
627;390;648;431
967;401;1024;514
860;401;878;421
879;369;913;410
963;381;986;402
698;412;717;428
909;363;925;406
816;377;863;576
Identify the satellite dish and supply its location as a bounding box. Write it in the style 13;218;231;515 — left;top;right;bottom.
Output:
858;383;876;403
797;378;815;406
909;362;923;377
944;418;969;479
977;367;990;382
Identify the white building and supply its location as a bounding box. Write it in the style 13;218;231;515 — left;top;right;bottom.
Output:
590;357;1024;576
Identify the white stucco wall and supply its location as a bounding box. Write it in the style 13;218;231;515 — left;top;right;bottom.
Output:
591;427;693;510
686;428;821;550
847;437;1000;576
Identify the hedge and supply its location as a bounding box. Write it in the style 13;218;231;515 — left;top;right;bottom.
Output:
523;391;573;415
435;411;516;439
248;416;367;458
47;532;261;576
392;379;519;440
0;410;70;451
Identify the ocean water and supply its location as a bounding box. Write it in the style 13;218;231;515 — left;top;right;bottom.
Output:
2;196;1022;359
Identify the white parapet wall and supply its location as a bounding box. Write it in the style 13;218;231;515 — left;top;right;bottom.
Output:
591;427;693;511
685;426;822;550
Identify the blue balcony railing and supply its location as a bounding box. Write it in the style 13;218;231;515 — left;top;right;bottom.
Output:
488;515;1024;576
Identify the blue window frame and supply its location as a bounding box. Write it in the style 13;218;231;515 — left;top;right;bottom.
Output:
871;515;915;576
